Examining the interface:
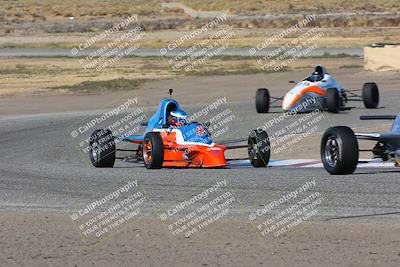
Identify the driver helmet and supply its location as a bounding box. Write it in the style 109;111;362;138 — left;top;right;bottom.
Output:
311;65;327;82
168;110;188;127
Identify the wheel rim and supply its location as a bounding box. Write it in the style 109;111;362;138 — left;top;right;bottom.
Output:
92;142;101;162
324;136;339;168
143;139;152;163
248;139;258;160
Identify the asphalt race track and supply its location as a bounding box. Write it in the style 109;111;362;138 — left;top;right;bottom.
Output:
1;91;399;224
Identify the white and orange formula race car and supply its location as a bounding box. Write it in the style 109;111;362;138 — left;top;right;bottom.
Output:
255;65;380;114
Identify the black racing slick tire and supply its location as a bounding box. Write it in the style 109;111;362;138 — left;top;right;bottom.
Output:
143;132;164;169
326;88;340;113
256;88;270;113
362;82;379;109
321;126;359;175
89;129;116;167
248;130;270;167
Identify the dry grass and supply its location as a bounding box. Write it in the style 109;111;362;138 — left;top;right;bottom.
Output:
1;1;400;49
2;0;399;20
179;0;400;13
0;56;362;96
3;32;400;49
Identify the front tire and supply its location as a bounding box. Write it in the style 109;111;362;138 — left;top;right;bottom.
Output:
248;130;270;167
326;88;340;113
143;132;164;169
89;129;115;167
321;126;359;175
256;88;270;113
362;82;379;109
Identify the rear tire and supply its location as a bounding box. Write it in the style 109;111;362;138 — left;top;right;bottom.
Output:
362;82;379;109
256;88;270;113
321;126;359;175
248;130;270;167
326;88;340;113
143;132;164;169
89;129;115;167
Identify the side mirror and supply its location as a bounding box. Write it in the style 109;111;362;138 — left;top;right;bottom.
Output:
289;80;296;84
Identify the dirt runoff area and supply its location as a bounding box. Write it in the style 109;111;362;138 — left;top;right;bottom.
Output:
0;213;399;267
1;61;399;115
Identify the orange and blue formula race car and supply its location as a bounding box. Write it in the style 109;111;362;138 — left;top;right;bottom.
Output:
89;90;270;169
256;65;380;114
321;114;400;175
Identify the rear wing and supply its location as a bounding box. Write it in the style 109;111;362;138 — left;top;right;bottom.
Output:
360;115;396;120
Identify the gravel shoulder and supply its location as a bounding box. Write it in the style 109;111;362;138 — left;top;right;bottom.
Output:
1;213;399;267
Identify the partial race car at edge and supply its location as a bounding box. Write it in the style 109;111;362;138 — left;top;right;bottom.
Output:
321;114;400;175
